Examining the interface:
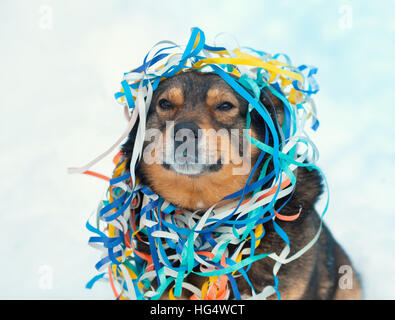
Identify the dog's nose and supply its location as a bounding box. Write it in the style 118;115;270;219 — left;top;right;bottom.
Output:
173;122;200;161
173;122;200;140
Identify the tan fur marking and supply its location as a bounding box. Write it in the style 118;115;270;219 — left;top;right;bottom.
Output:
206;88;239;123
167;87;184;107
206;88;239;109
156;87;184;118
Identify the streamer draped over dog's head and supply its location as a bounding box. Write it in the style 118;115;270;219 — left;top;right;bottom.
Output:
73;27;328;300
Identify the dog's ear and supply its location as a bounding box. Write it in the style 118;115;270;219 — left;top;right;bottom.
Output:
259;86;284;128
255;87;325;208
249;86;285;145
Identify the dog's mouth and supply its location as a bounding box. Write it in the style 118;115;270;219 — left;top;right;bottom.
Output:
162;161;223;176
162;150;223;176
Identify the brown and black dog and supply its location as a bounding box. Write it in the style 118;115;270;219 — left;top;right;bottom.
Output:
122;70;362;300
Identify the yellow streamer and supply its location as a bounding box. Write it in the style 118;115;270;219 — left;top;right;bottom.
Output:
193;57;303;83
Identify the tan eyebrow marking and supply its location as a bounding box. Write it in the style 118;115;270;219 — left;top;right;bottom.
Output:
206;88;239;109
158;87;184;107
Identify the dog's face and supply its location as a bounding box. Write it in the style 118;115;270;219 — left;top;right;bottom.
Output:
123;70;283;210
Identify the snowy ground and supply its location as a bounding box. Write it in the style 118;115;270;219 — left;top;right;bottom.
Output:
0;0;394;299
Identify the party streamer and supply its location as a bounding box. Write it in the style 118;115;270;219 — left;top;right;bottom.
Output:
71;27;328;300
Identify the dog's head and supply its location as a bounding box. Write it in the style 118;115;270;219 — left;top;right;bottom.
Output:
122;70;284;210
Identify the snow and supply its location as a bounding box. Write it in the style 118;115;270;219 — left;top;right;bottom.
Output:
0;0;393;299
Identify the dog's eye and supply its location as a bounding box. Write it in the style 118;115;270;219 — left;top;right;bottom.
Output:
215;102;235;111
158;99;174;110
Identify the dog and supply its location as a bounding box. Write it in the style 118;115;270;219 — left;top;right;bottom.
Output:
121;70;362;300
